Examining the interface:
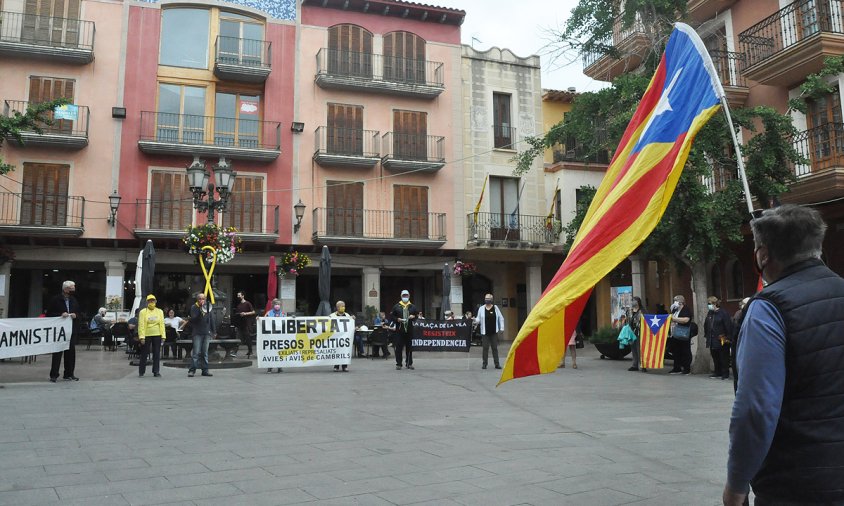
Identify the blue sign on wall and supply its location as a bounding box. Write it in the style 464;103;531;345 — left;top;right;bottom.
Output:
137;0;296;21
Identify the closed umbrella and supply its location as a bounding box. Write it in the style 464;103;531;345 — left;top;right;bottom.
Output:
141;240;156;301
130;248;143;315
266;255;277;313
441;262;451;319
315;245;332;316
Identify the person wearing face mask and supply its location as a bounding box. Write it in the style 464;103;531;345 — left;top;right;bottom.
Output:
668;295;693;375
704;296;733;380
724;205;844;506
475;294;505;370
137;294;166;377
627;296;646;372
233;291;256;359
264;299;283;373
47;280;80;382
330;300;355;371
391;290;418;370
188;292;216;378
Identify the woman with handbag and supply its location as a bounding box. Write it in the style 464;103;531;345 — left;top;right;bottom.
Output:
669;295;694;375
627;297;646;372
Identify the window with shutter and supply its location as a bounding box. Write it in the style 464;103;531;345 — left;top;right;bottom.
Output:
493;93;512;149
22;0;81;46
393;185;428;239
326;104;363;156
489;176;520;240
326;181;363;237
807;87;844;167
222;175;263;233
20;162;69;226
393;110;427;160
327;24;372;78
28;76;75;134
383;31;426;84
149;171;193;230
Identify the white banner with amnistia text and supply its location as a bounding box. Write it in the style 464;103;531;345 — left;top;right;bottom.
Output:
0;317;73;359
257;317;354;368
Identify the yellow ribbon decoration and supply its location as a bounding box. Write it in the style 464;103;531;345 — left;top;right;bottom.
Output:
199;245;218;304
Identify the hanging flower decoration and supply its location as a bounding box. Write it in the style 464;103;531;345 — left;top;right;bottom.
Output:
280;251;311;276
0;246;15;266
453;260;477;277
182;223;242;264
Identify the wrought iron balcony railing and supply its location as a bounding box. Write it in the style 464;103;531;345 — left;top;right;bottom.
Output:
139;111;281;161
0;11;95;59
791;122;844;177
2;100;90;148
739;0;844;70
133;198;280;239
215;35;271;68
315;48;444;97
381;133;445;163
709;50;747;88
0;191;85;230
467;212;561;246
314;126;380;159
312;207;446;243
493;125;516;150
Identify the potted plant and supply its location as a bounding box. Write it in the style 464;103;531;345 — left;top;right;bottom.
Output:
588;325;631;360
364;305;378;325
453;260;477;277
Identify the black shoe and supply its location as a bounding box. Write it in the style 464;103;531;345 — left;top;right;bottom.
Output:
681;371;691;375
669;370;682;375
406;365;414;370
49;378;57;383
385;352;391;358
154;373;161;378
709;374;720;379
139;373;144;377
201;371;213;377
641;368;648;373
342;366;348;372
396;365;402;370
64;376;79;381
334;365;340;372
188;370;195;377
495;365;502;369
628;367;639;372
482;364;487;369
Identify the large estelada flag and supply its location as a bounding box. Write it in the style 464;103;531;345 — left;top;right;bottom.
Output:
499;23;724;384
640;314;672;369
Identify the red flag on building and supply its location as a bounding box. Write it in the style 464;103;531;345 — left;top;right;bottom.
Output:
499;23;724;384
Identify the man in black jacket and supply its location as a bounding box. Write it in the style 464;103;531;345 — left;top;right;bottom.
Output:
46;280;80;382
390;289;417;370
188;292;216;377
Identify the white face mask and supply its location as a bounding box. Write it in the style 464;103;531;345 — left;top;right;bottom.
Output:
707;304;715;311
401;297;409;303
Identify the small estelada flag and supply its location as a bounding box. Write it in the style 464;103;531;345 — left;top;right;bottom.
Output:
640;314;672;370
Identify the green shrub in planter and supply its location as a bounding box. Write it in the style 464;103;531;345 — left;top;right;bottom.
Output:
587;326;621;345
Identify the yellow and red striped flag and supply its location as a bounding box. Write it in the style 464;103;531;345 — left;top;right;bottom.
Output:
473;175;488;226
640;314;672;369
499;23;724;384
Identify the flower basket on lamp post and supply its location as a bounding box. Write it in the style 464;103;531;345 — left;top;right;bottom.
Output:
280;251;311;278
182;223;242;264
452;260;476;277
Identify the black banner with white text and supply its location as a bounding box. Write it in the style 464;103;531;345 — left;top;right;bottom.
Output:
411;320;471;352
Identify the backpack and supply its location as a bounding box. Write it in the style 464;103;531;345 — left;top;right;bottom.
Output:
90;316;100;331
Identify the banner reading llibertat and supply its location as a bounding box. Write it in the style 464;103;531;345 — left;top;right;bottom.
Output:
0;317;73;359
257;317;354;368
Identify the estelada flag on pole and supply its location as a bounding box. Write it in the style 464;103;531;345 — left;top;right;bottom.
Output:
499;23;724;385
640;314;672;369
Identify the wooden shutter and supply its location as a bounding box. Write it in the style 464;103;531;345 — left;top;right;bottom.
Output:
29;76;75;133
393;185;428;239
222;176;263;233
493;93;512;148
807;88;844;167
149;172;192;230
383;31;426;83
327;24;372;77
326;181;363;236
20;162;69;226
393;110;426;160
22;0;80;45
327;104;363;155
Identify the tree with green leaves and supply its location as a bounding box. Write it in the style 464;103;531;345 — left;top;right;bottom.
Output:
0;98;69;174
520;0;799;373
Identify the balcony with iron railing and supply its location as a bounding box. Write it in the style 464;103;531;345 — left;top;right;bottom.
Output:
381;133;445;173
582;18;650;81
0;192;84;236
312;207;446;248
493;125;516;150
787;122;844;203
315;48;445;99
0;11;94;63
2;100;89;149
214;35;271;83
138;111;281;162
710;50;749;106
739;0;844;86
313;126;381;168
133;198;280;241
466;212;561;249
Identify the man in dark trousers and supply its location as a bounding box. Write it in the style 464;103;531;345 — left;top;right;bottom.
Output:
233;291;256;359
475;293;505;369
391;289;417;370
724;205;844;506
47;280;80;382
188;292;216;378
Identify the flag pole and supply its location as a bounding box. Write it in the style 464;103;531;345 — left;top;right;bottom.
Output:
719;95;755;215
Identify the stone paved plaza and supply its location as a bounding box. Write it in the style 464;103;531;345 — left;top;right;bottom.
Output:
0;345;737;505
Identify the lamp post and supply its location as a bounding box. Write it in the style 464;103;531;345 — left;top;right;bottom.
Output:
186;156;237;223
107;190;121;226
293;199;306;232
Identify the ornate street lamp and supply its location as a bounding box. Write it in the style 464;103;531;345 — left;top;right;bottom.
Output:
186;156;237;223
107;190;122;226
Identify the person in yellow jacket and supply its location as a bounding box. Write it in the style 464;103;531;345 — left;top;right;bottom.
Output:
138;294;166;377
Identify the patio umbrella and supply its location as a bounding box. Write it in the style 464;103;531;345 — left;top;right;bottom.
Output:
266;255;277;313
315;245;332;316
141;240;156;301
130;248;143;315
441;262;451;319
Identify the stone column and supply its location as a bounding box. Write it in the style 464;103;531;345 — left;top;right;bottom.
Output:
450;271;463;317
105;261;125;310
0;262;11;318
526;262;543;309
280;275;296;315
629;255;646;304
361;267;381;313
